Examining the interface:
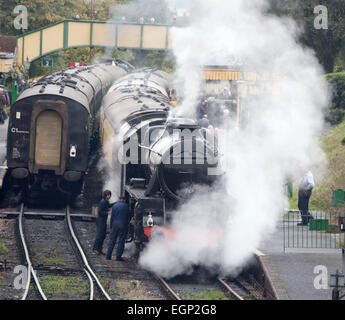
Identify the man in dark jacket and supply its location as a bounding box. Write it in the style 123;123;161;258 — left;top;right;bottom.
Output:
106;196;129;261
297;171;315;226
93;190;112;255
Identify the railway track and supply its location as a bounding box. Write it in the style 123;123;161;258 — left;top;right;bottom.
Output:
155;271;237;301
16;204;111;300
18;204;47;300
72;219;168;300
156;271;272;300
217;277;245;300
65;205;111;300
1;204;276;301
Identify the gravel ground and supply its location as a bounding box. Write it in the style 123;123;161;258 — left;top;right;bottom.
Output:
166;273;230;300
0;217;24;300
23;218;89;300
73;220;167;300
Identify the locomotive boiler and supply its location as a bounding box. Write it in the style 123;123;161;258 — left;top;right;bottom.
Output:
100;68;220;250
6;62;129;204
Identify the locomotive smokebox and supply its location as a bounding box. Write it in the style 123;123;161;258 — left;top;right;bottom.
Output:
148;118;219;201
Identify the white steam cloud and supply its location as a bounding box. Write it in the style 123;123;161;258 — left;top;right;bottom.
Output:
98;135;123;203
139;0;328;278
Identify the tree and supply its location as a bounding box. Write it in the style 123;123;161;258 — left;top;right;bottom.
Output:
0;0;176;77
0;0;128;35
268;0;345;74
110;0;172;23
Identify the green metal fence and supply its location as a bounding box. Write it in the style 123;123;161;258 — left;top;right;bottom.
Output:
283;209;345;249
284;189;345;250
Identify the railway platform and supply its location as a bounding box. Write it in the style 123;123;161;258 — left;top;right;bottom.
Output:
258;221;343;300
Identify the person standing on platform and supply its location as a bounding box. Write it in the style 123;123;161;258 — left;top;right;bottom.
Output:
93;190;112;255
18;80;26;93
106;196;129;261
297;171;315;226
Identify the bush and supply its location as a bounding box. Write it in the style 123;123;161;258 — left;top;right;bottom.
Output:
325;73;345;125
325;108;345;125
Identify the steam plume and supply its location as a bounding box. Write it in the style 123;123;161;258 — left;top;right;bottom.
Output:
139;0;328;278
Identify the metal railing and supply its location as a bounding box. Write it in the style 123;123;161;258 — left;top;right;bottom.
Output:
283;209;345;250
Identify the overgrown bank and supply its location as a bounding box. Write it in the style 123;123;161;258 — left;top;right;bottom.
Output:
289;119;345;212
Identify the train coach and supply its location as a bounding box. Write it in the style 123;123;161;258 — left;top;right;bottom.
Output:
6;62;130;205
100;68;220;252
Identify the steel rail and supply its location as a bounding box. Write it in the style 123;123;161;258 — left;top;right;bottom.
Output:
84;268;94;300
66;206;111;300
155;276;182;300
217;277;244;300
19;204;47;300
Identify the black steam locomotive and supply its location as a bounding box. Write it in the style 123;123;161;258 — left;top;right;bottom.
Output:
100;68;220;250
6;62;128;204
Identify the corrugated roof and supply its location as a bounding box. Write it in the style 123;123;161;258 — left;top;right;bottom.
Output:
0;36;16;54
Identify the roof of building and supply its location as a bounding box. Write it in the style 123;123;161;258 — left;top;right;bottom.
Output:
0;36;16;54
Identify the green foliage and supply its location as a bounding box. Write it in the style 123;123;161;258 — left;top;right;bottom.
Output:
325;72;345;125
0;240;8;254
184;289;228;300
111;49;175;72
269;0;345;73
29;47;105;78
0;0;176;77
39;274;89;298
112;49;135;63
0;0;127;36
34;247;68;266
325;108;345;125
297;119;345;212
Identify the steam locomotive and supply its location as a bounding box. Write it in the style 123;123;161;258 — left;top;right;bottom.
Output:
100;68;220;250
6;62;129;204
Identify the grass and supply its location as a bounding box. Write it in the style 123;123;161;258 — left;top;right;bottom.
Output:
34;248;67;267
289;119;345;214
184;289;228;300
39;274;89;299
102;278;148;299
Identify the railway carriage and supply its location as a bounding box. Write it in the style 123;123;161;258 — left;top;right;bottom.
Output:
6;62;129;204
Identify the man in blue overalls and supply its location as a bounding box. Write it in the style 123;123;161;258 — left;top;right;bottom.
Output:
106;196;129;261
93;190;112;255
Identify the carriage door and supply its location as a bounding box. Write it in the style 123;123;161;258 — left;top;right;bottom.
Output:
34;110;62;168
